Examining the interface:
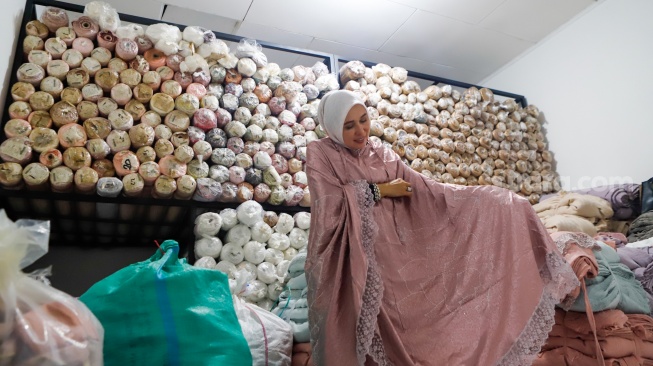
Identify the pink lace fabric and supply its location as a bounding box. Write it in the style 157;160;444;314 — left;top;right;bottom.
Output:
351;180;391;366
553;232;601;255
498;251;579;366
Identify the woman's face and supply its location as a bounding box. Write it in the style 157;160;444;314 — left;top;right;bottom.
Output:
342;104;369;150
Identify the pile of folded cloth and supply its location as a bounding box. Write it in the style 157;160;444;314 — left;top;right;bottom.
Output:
271;250;313;366
535;232;653;365
535;192;614;236
539;184;641;235
629;212;653;243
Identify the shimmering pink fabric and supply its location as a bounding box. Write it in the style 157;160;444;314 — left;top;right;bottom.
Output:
306;138;577;366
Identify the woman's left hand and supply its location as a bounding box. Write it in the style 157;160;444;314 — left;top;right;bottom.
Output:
378;178;413;198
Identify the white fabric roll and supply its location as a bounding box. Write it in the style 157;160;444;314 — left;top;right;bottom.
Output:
194;236;223;258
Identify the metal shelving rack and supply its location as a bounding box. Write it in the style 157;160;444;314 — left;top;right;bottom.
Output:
1;0;529;254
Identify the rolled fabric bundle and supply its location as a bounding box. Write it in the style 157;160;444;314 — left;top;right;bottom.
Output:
192;177;222;202
225;224;252;246
275;213;294;234
194;256;217;269
96;176;122;197
194;212;222;236
194;236;223;258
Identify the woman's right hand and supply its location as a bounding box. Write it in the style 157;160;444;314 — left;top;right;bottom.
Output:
378;178;413;198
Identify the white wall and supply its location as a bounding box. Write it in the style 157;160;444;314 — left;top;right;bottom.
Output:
0;0;26;114
483;0;653;191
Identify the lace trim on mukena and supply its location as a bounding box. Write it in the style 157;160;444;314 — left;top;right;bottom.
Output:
351;180;392;366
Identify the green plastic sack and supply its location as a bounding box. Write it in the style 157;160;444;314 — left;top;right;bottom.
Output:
79;240;252;366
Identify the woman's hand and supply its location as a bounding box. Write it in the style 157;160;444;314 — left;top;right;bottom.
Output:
378;178;412;198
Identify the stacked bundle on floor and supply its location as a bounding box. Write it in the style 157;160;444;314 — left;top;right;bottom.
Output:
534;192;614;236
535;232;653;365
271;250;309;343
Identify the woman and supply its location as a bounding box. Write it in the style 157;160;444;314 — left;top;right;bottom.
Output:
305;90;578;366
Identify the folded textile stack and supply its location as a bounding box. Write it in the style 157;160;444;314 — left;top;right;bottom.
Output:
618;245;653;312
629;212;653;243
537;232;653;365
568;241;650;314
534;308;653;366
541;184;641;221
534;192;614;236
272;250;309;343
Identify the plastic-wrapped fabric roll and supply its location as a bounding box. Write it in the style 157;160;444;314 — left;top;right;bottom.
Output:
243;141;260;157
253;151;272;170
225;224;252;246
215;260;237;277
293;212;311;230
256;262;278;284
234;153;253;170
227;137;245;155
186;126;205;146
194;256;216;269
22;162;49;190
113;150;139;177
158;155;186;178
267;185;285;205
187;159;209;179
94;175;122;197
208;164;230;183
136;146;156;164
248;182;268;202
259;141;276;156
138;161;160;185
152;175;177;199
0;162;23;189
243;280;267;303
293;171;308;189
267;232;290;251
217;182;236;202
236;182;254;202
39;149;62;169
194;212;223;236
287;158;302;175
206;127;227;149
154;138;174;159
194;236;223;259
229;165;246;184
288;228;308;250
191;177;221;202
74;166;99;194
220;242;245;265
192;141;212;163
50;165;73;192
174;174;196;199
267;281;284;301
122;172;144;197
214;208;236;231
264;248;284;266
276;260;290;279
63;146;92;171
211;148;236;167
243;241;266;265
295;147;307;162
245;168;262;186
275;213;295;235
236;200;264;227
0;137;33;164
91;158;115;178
271;154;288;174
283;247;298;261
263;166;281;187
276;141;296;160
261;211;278;228
284;185;304;206
279;173;293;189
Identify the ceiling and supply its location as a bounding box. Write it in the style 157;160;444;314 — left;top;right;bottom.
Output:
55;0;597;84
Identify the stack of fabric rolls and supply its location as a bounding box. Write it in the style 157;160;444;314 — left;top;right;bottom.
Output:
534;192;614;236
534;231;653;365
271;249;313;365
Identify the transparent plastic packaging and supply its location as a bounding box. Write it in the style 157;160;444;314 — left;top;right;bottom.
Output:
0;210;104;365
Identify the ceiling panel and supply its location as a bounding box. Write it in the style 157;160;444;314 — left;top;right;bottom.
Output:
161;5;238;33
479;0;594;42
245;0;415;50
154;0;252;20
235;21;314;49
307;38;463;80
54;0;165;20
380;10;534;74
388;0;507;24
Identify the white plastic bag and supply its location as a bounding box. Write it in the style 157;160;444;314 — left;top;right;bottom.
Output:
0;210;104;365
232;269;292;366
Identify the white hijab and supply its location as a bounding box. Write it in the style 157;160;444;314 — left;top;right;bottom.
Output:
317;90;365;146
